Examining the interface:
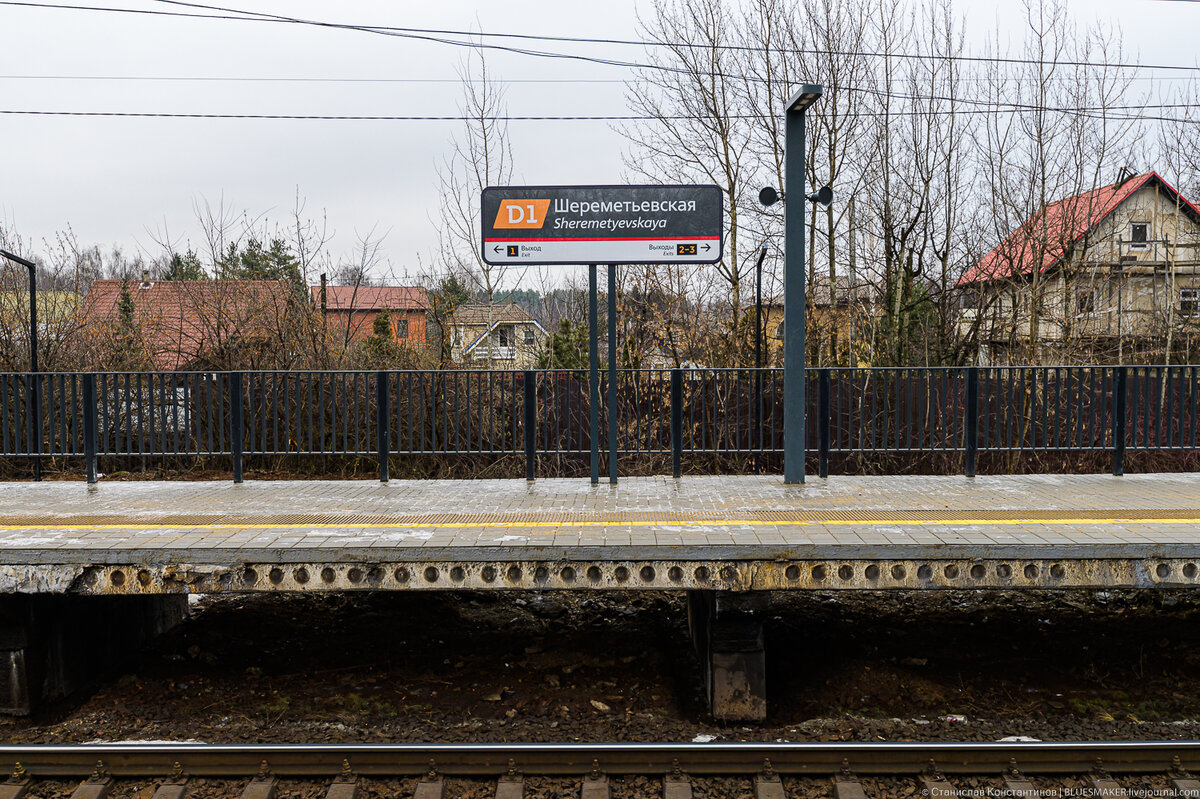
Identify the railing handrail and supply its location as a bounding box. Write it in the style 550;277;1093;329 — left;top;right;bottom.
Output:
1;365;1197;483
3;364;1200;378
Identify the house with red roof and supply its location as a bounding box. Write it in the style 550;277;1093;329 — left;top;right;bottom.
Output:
958;171;1200;361
80;276;303;370
313;284;430;351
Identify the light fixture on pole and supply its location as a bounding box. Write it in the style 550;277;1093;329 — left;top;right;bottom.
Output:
807;185;833;208
758;184;833;208
0;248;41;482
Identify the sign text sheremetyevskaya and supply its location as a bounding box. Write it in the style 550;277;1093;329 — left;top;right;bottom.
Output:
481;185;723;266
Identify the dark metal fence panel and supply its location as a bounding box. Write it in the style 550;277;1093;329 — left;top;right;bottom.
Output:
1;367;1198;467
91;372;232;458
823;368;966;454
976;366;1115;452
1127;365;1200;451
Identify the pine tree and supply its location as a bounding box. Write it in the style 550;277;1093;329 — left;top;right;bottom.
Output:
164;250;206;281
537;319;588;369
357;310;404;367
110;281;147;370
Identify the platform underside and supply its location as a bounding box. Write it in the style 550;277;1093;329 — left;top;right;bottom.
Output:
1;474;1199;593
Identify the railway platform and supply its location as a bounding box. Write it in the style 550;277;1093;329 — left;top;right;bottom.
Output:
1;472;1198;720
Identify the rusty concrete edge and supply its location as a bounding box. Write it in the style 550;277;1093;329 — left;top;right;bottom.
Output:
0;565;88;594
29;557;1200;594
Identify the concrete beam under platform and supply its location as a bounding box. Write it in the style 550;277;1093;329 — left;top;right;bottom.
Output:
39;556;1200;594
0;474;1197;594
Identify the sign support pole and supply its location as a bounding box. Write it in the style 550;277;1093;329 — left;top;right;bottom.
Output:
608;265;618;485
589;264;600;485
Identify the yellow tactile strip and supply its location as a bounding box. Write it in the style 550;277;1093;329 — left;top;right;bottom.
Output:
0;508;1199;531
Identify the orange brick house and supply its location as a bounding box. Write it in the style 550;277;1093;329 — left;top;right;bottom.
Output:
313;285;430;350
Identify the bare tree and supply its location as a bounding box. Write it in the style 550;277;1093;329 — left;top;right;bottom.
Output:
435;47;518;304
624;0;755;363
974;0;1139;362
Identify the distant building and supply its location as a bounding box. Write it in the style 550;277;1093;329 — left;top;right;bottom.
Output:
0;290;80;369
314;285;430;350
958;171;1200;362
447;303;548;369
759;277;879;366
0;290;80;334
80;276;300;370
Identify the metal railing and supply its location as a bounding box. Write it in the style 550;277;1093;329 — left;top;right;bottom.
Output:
1;366;1198;481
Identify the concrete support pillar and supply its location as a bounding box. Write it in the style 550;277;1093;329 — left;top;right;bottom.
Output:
687;590;769;721
0;594;187;714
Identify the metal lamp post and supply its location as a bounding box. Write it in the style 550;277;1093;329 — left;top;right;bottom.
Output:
1;249;41;481
783;85;823;484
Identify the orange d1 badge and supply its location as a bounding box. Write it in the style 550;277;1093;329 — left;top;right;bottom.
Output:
494;199;551;229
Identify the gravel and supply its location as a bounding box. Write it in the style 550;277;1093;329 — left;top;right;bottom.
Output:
3;587;1200;744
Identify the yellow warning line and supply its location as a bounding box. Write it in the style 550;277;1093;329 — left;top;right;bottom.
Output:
0;517;1199;531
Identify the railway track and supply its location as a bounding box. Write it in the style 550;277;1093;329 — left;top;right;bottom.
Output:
5;742;1200;798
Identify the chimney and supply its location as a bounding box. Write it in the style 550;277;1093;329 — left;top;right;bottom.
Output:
140;268;151;289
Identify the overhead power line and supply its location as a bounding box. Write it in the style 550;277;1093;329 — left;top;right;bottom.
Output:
0;73;1192;84
4;0;1200;75
3;1;1191;122
0;107;1195;123
2;1;1196;124
151;0;1200;74
0;75;631;84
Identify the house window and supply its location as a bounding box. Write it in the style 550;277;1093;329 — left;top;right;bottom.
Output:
394;318;408;339
775;321;785;340
1130;222;1149;249
522;327;536;345
496;325;513;347
1076;290;1095;314
1182;288;1200;317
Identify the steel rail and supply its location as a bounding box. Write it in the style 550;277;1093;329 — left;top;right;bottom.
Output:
6;741;1200;778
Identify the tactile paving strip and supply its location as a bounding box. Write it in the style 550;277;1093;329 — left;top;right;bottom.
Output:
3;507;1200;528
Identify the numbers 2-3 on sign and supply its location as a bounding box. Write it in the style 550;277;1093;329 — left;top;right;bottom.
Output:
481;185;723;266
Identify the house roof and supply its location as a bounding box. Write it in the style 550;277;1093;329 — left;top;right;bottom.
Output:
449;303;540;326
81;279;297;370
958;171;1200;286
312;285;430;311
448;303;549;356
765;276;878;308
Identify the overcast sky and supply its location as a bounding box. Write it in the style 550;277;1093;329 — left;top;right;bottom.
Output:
2;0;1198;284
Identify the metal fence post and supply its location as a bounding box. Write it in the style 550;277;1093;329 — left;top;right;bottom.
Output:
1113;366;1127;477
524;370;537;481
377;371;390;483
230;372;244;484
965;366;979;478
83;373;97;484
671;368;683;479
608;265;618;485
589;264;600;484
818;368;830;478
26;373;41;482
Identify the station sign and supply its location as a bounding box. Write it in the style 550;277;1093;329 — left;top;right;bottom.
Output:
481;184;723;266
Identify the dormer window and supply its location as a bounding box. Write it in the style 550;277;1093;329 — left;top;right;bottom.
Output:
1130;222;1149;249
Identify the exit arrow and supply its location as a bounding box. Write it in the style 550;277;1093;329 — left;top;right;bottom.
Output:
493;246;502;253
702;243;711;252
